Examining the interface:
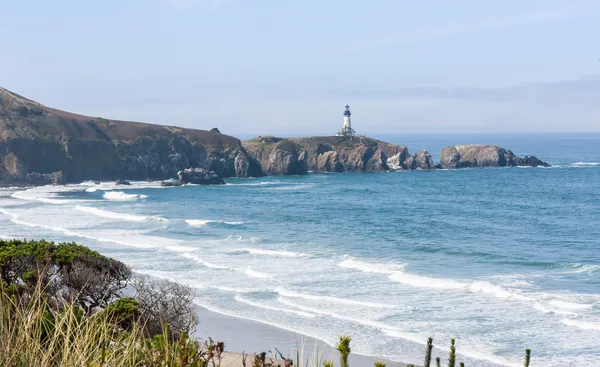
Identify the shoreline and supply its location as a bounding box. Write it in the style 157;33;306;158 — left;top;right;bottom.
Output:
194;305;414;367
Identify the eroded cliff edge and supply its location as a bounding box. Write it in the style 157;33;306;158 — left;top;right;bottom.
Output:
0;86;549;185
242;136;435;174
0;87;262;185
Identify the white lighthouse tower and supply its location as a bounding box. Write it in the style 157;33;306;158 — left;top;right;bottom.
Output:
337;105;356;137
343;104;352;131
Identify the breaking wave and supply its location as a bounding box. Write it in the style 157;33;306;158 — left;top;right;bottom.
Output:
186;219;244;227
244;268;272;279
236;248;310;258
275;287;396;309
338;258;404;274
103;191;148;201
75;206;168;223
235;295;317;318
562;319;600;331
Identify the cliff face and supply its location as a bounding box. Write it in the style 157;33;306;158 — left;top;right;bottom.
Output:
440;145;549;169
242;136;412;174
0;86;551;185
0;87;262;184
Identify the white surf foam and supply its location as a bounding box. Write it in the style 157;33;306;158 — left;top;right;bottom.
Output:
235;295;317;318
278;297;401;332
181;253;230;269
338;258;404;274
186;219;244;227
275;287;396;309
466;281;532;301
74;206;168;223
548;300;593;311
533;303;577;316
244;268;272;279
572;162;600;167
388;272;465;290
103;191;148;201
85;187;98;193
562;319;600;331
11;189;81;205
238;248;310;258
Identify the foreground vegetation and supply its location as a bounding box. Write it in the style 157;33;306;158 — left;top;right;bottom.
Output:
0;239;532;367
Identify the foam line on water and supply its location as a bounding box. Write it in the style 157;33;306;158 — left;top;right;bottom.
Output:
244;268;272;279
75;206;168;223
181;253;230;269
548;300;593;311
103;191;148;201
278;297;401;332
561;319;600;331
235;295;317;318
533;303;577;316
275;287;396;309
338;258;404;274
236;248;310;258
186;219;244;227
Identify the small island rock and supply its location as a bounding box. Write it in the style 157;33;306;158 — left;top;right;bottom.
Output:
178;168;225;185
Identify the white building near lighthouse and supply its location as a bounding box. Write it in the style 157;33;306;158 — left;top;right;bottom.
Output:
337;105;356;136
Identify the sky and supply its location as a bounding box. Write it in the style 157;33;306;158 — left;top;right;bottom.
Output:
1;0;599;135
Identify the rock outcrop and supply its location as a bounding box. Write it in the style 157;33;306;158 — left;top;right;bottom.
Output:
178;168;224;185
440;145;549;169
0;86;552;184
404;150;436;170
0;86;262;185
242;136;410;174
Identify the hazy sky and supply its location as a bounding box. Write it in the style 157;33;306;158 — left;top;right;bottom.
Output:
1;0;599;135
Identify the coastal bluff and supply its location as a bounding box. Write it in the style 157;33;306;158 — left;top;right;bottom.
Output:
242;136;416;175
1;86;549;185
0;86;262;185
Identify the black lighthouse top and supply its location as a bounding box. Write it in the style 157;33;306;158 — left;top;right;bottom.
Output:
343;105;351;117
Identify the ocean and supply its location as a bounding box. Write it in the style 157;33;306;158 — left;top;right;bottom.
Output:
1;133;599;366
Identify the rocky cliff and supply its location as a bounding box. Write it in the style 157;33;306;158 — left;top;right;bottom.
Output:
440;145;549;169
0;87;262;185
242;136;418;174
0;86;551;185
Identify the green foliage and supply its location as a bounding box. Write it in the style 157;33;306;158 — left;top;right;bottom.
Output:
105;298;140;330
448;339;456;367
436;357;441;367
323;360;334;367
336;336;351;367
424;337;433;367
460;363;464;367
374;361;386;367
524;349;531;367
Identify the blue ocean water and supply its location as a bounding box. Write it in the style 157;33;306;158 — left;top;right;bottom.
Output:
1;133;599;366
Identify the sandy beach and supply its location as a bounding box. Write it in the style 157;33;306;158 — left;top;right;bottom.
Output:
195;306;413;367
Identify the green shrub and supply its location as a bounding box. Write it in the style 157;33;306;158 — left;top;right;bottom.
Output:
424;337;433;367
336;336;351;367
448;339;456;367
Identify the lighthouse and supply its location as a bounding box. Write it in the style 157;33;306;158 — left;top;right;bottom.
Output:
343;104;352;131
337;105;356;137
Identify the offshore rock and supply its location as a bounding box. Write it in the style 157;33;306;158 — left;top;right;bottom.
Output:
440;145;549;169
115;179;131;185
404;150;436;170
178;168;224;185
